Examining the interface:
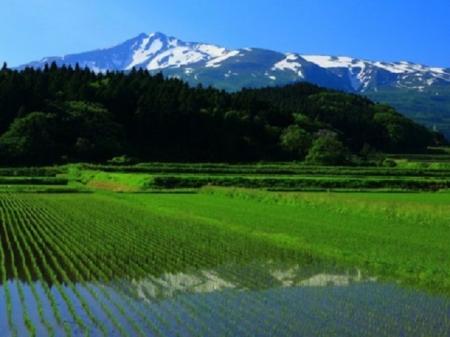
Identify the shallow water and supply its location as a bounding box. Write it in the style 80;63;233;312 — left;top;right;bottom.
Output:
0;261;449;337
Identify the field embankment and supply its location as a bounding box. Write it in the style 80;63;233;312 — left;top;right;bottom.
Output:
64;160;450;192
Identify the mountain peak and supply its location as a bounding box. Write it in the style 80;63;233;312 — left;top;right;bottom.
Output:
148;31;169;38
16;32;450;137
18;32;450;93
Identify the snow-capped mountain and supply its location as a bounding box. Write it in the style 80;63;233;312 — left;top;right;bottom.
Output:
20;32;450;135
301;55;450;92
21;32;450;93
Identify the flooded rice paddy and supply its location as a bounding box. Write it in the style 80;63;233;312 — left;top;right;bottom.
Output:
1;261;449;337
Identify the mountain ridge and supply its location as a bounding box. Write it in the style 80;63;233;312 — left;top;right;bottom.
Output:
21;32;449;91
19;32;450;136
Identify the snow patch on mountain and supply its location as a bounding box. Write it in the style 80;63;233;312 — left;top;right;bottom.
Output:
373;61;424;74
119;33;244;71
430;67;446;74
206;50;240;68
302;55;450;91
127;37;164;69
197;44;228;58
302;55;366;69
273;54;304;78
146;47;207;70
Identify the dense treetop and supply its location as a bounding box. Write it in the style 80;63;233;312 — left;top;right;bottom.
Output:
0;63;443;165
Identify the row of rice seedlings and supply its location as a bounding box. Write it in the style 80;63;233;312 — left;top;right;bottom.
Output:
18;202;117;336
47;197;309;336
88;194;276;266
46;195;223;270
272;288;356;336
305;289;377;336
245;271;372;336
2;204;55;337
305;278;446;336
13;211;69;336
13;200;125;337
6;216;66;334
0;204;36;337
201;289;300;336
25;225;96;337
226;284;359;337
0;206;16;337
16;199;141;337
163;262;315;336
33;196;244;333
337;289;403;336
62;209;231;336
37;196;192;276
31;193;428;334
89;200;386;336
343;292;408;336
315;286;421;336
28;207;148;337
198;272;301;336
12;191;166;337
110;236;274;336
5;193;450;334
31;202;155;334
45;238;171;337
86;232;216;337
335;284;444;336
31;197;193;337
27;193;428;336
2;192;446;336
49;194;302;275
43;228;172;337
44;194;275;272
29;194;389;336
39;196;201;336
81;233;204;336
7;200;88;337
1;195;76;337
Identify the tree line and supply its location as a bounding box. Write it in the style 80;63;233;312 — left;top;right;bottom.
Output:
0;63;444;165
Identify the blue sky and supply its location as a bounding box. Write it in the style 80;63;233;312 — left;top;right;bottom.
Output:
2;0;449;67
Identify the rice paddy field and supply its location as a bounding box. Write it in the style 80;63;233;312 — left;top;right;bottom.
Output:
1;161;450;337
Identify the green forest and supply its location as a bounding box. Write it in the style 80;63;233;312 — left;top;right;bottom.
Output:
0;63;444;165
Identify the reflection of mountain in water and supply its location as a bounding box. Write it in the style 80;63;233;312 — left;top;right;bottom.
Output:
299;271;371;287
125;261;376;302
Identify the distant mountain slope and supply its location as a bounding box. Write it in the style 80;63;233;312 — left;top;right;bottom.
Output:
20;32;450;137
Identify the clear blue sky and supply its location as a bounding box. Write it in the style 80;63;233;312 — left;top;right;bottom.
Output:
2;0;449;67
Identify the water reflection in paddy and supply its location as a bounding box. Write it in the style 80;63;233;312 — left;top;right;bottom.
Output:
0;261;449;337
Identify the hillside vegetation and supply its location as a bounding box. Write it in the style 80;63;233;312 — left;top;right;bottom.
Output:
367;85;450;139
0;64;443;165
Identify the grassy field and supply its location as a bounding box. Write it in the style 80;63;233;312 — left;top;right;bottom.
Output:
0;162;450;336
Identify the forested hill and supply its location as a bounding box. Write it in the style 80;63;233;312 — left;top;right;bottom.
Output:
0;64;443;165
